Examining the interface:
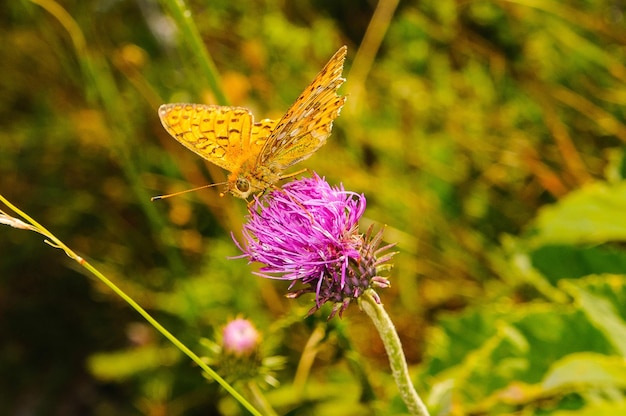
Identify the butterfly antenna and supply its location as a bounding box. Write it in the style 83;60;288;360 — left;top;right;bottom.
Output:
151;182;226;201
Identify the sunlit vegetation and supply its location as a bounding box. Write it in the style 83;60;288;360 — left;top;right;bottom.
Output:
2;0;626;414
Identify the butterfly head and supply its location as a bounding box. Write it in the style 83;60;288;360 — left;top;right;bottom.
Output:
225;176;253;199
224;164;281;199
221;171;256;199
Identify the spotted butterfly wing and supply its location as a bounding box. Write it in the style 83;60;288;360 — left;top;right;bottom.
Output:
158;104;277;171
258;46;347;171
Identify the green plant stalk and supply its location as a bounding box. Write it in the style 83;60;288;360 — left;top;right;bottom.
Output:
0;195;263;416
159;0;229;105
247;380;279;416
359;290;430;416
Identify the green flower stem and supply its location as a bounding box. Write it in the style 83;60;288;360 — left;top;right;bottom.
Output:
359;290;430;416
0;195;262;416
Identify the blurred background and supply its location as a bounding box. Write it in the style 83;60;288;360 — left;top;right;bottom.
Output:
2;0;626;415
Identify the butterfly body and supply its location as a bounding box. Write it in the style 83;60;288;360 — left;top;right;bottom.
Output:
158;46;347;199
226;152;282;198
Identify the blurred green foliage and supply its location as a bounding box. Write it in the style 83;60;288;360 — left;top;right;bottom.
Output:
1;0;626;414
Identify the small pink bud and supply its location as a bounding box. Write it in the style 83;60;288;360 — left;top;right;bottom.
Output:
222;318;260;356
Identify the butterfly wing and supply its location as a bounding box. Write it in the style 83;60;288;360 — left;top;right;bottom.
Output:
258;46;347;171
159;103;264;172
250;118;279;147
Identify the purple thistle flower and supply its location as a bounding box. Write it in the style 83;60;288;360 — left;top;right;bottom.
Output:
234;173;395;318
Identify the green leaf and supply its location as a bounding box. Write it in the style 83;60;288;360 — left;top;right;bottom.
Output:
563;277;626;357
531;245;626;283
528;181;626;246
550;399;626;416
542;352;626;391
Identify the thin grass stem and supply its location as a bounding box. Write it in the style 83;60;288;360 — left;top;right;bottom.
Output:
0;194;263;416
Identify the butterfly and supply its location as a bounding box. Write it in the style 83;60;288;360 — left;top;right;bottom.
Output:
157;46;347;199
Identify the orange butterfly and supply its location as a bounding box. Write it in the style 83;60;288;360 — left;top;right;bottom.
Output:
158;46;347;199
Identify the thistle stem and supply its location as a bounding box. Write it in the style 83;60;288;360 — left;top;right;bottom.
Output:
359;290;430;416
